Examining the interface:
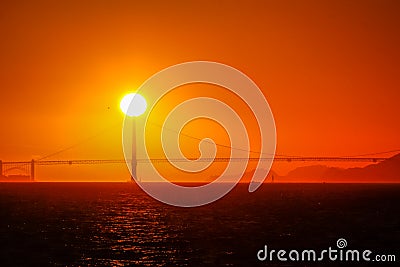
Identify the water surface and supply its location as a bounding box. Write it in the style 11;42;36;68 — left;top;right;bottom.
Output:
0;183;398;266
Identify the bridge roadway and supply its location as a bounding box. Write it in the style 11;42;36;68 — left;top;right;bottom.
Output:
2;157;387;166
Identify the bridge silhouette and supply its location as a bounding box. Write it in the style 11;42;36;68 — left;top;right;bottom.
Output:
0;156;390;181
1;120;397;181
1;118;396;181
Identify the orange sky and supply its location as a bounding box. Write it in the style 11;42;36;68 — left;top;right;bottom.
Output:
0;0;399;181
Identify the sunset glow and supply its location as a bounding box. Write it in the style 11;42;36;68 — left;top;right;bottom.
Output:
0;1;398;182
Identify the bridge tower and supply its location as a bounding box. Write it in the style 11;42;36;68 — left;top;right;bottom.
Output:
131;120;138;182
0;160;2;176
30;159;35;181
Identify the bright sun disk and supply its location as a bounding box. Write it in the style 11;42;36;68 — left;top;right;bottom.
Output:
120;93;147;117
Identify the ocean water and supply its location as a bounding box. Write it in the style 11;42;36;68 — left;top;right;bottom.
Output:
0;183;398;266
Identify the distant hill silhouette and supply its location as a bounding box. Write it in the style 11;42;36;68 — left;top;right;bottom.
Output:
280;153;400;183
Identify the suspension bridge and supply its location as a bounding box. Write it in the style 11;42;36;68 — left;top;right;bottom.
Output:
0;156;391;182
1;120;397;181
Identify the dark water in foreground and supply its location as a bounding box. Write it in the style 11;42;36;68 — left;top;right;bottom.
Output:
0;183;399;267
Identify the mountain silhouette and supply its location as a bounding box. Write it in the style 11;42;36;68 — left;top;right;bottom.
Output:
280;153;400;183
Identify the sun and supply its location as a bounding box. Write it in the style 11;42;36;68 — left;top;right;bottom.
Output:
120;93;147;117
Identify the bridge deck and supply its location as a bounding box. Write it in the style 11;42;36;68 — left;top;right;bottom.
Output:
1;157;387;166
